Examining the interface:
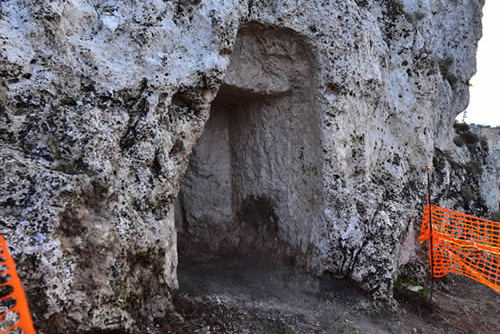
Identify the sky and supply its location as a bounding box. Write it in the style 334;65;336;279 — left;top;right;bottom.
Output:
457;0;500;126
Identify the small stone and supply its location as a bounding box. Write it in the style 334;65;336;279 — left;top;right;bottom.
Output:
406;285;424;293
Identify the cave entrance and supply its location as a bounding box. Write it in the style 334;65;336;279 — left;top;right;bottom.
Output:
175;24;322;265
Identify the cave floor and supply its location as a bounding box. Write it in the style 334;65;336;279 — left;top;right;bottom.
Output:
166;258;499;334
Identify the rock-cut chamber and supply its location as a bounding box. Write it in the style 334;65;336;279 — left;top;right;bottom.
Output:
175;24;322;264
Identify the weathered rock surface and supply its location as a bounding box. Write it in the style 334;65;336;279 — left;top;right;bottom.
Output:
470;124;500;212
0;0;493;333
432;123;498;218
176;24;322;264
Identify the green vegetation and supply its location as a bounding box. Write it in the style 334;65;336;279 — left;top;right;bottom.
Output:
432;156;440;168
453;122;470;133
433;153;447;171
480;138;489;151
453;135;464;147
452;122;491;158
462;131;479;146
453;122;480;148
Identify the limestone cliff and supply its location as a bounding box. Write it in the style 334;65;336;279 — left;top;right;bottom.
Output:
0;0;491;333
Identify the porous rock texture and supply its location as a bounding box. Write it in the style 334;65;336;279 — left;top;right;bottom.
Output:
0;0;493;333
469;124;500;211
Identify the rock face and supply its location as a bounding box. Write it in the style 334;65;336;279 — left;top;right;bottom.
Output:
0;0;491;333
470;124;500;212
432;123;498;218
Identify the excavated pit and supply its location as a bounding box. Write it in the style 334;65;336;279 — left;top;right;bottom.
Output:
175;24;323;266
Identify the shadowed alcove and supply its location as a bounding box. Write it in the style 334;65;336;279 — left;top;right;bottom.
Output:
175;24;322;264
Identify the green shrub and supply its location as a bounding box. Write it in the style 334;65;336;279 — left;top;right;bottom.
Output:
433;156;439;168
480;138;489;151
462;131;479;146
454;122;470;133
453;136;464;147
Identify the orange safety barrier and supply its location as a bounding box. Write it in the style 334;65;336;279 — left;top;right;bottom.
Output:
419;204;500;293
0;235;36;334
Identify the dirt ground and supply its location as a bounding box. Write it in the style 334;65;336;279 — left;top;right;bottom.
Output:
164;258;500;334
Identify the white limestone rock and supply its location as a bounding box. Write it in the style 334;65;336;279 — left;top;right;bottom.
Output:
0;0;491;332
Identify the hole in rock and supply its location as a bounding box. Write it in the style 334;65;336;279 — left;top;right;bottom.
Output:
175;24;323;268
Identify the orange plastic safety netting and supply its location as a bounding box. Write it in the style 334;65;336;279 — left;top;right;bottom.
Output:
0;235;36;334
419;204;500;293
